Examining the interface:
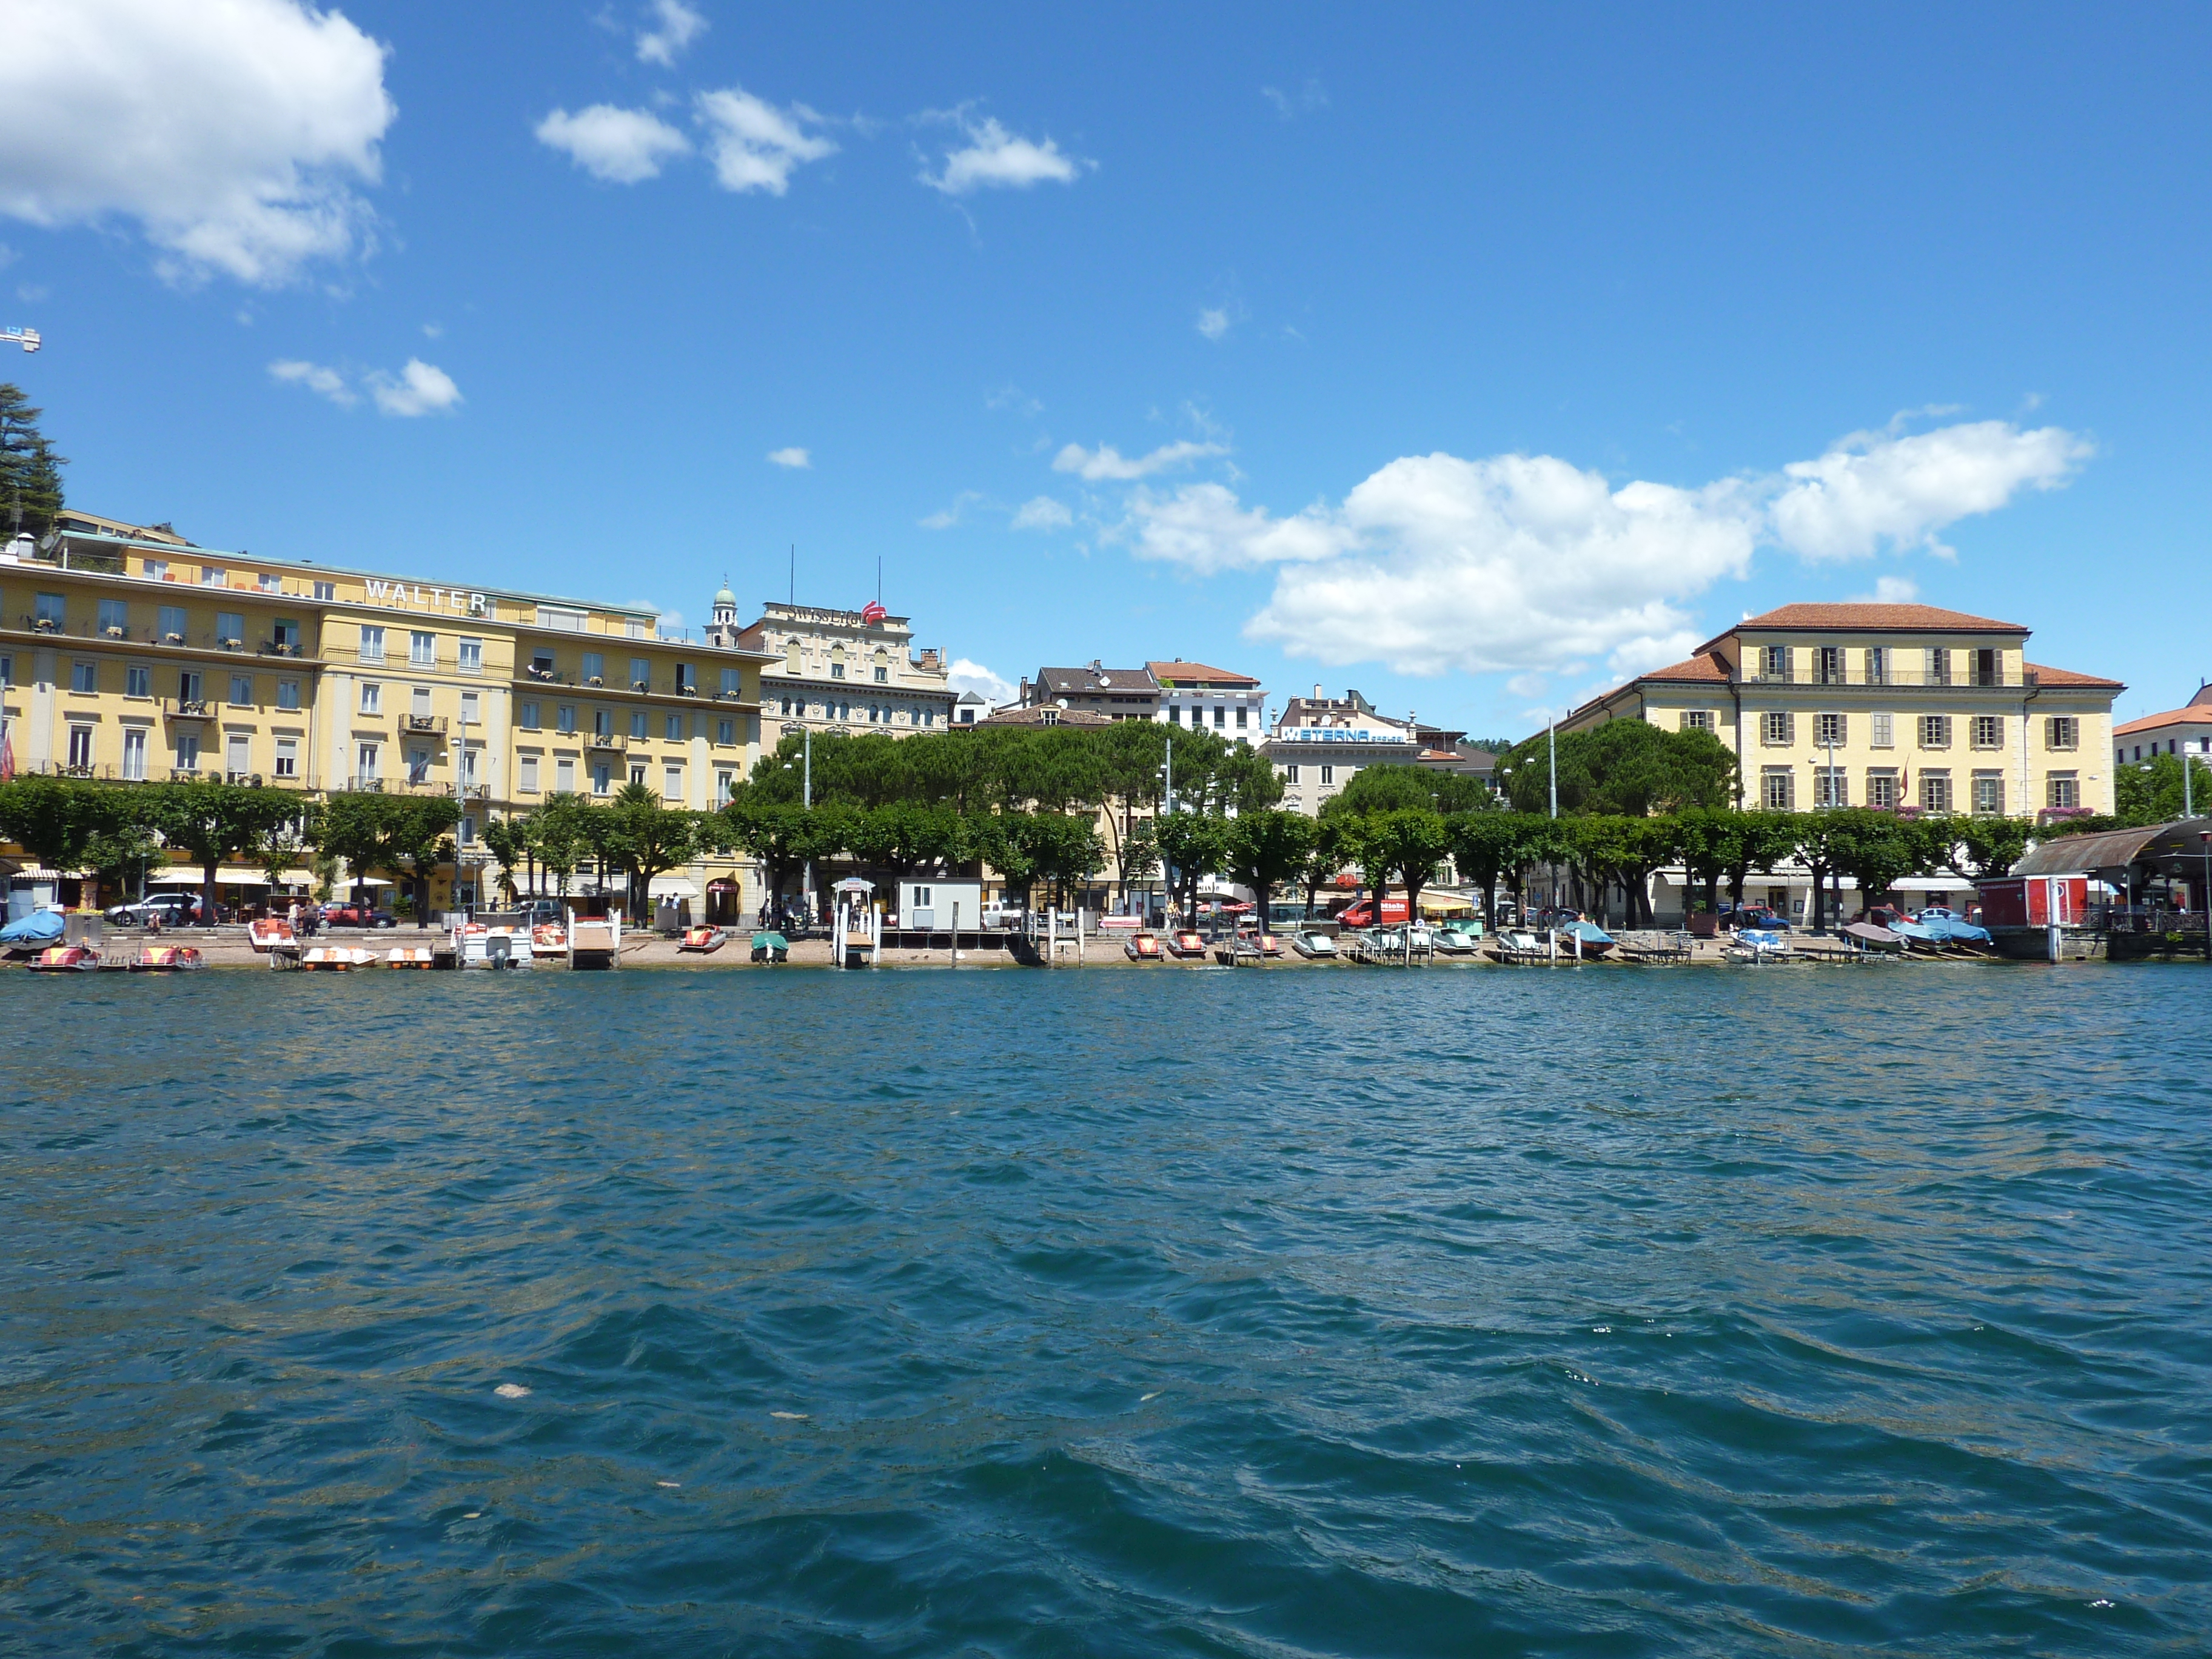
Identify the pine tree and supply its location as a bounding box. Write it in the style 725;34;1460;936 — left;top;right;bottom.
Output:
0;383;65;540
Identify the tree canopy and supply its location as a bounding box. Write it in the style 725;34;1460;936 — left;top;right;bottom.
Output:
0;383;64;540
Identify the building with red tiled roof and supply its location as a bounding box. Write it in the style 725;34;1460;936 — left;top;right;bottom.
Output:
1561;603;2124;819
2113;682;2212;766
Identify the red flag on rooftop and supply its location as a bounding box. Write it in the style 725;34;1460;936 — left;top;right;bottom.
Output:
860;601;887;623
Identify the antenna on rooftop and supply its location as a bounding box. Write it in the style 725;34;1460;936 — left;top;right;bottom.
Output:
789;544;794;606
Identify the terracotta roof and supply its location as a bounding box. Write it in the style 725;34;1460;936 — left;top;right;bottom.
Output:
1699;603;2027;652
1147;660;1258;686
2027;662;2126;692
1641;651;1731;684
2115;705;2212;736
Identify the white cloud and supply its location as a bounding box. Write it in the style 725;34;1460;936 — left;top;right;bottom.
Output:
535;104;691;184
635;0;708;67
1011;496;1071;531
920;117;1085;195
0;0;394;286
766;446;810;469
1122;481;1351;575
269;358;355;407
947;659;1016;707
1052;439;1227;481
1196;307;1232;342
1262;79;1329;119
695;88;836;195
1108;417;2086;681
1851;574;1922;603
919;490;983;530
366;358;461;417
1770;419;2090;561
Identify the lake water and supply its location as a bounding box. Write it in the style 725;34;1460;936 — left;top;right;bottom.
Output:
2;964;2208;1657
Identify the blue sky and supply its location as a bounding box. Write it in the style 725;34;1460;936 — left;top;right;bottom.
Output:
4;2;2208;737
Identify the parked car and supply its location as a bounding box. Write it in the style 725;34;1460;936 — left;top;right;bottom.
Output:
1726;905;1791;932
1533;905;1583;929
514;899;565;927
106;892;212;927
320;901;397;929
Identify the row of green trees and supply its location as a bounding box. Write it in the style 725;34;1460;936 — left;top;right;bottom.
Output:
0;775;462;919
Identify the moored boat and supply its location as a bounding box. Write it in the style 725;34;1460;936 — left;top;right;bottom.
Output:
1290;929;1338;959
1123;931;1164;962
1165;930;1208;960
300;945;377;971
677;926;724;954
749;930;790;963
247;918;295;953
26;943;101;973
386;946;437;968
1553;920;1615;957
131;945;204;971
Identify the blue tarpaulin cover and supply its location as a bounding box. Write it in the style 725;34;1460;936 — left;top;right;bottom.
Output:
0;911;65;945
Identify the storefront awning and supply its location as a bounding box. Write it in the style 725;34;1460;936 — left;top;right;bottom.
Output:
649;876;700;898
150;866;312;886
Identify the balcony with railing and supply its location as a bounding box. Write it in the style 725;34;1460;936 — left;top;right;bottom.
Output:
586;730;628;752
400;712;449;737
1744;666;2036;689
163;697;215;722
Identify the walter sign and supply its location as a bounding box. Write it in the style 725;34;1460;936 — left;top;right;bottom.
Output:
363;579;490;615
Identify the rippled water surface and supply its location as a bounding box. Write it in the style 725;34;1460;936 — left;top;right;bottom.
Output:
2;964;2210;1657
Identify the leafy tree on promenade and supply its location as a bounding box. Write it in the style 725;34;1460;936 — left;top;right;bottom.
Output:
1496;722;1737;816
529;793;595;898
605;782;702;919
1824;808;1933;913
315;790;391;906
252;799;321;896
481;814;529;901
1296;811;1359;918
1224;809;1315;925
1715;811;1801;912
1937;814;2033;883
1787;812;1854;932
383;796;462;922
152;780;301;920
1332;763;1488;816
0;774;119;878
1359;808;1452;919
1153;811;1230;928
1446;810;1523;920
2114;753;2212;826
1022;811;1107;909
0;383;65;539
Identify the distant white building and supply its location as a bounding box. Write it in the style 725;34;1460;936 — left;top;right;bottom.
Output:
1264;688;1423;814
1148;660;1267;745
722;596;956;741
2114;682;2212;765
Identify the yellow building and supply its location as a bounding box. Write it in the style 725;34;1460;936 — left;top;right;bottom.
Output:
0;519;775;911
1560;603;2124;817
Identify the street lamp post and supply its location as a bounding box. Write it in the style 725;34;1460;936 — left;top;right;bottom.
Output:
1547;715;1557;820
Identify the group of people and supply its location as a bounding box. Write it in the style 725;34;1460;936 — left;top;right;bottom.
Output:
284;899;323;938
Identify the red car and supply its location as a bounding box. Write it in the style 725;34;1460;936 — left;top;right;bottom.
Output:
1334;896;1410;929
